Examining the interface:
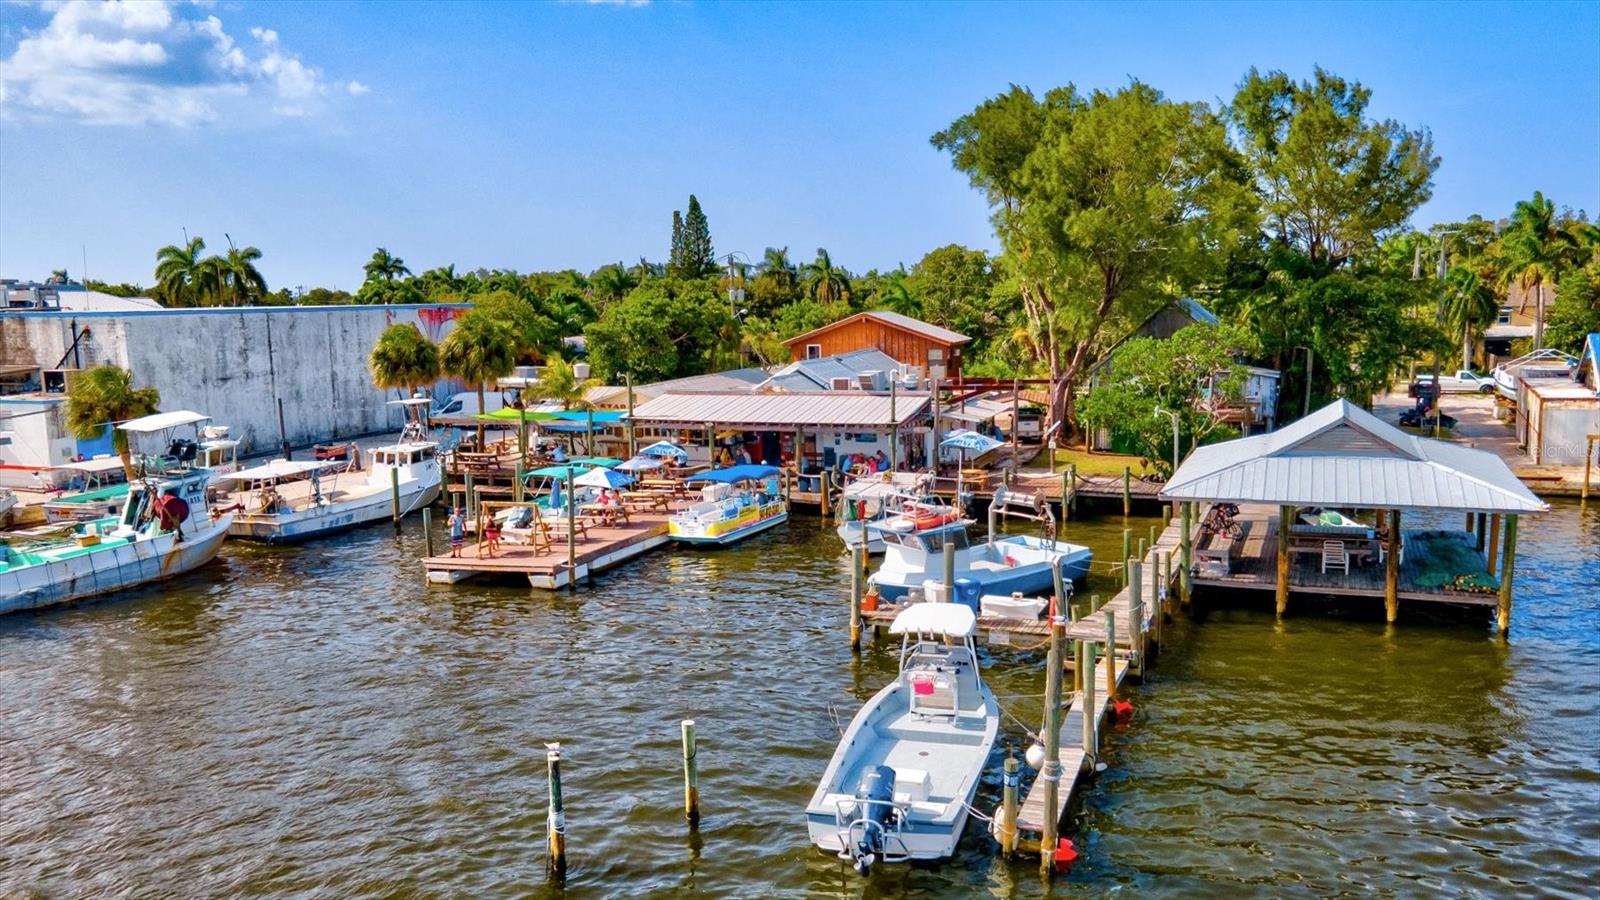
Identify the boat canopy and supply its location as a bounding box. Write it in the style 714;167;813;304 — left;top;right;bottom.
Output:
63;457;128;475
118;410;211;434
686;464;780;484
387;397;435;408
528;464;586;478
639;440;688;462
843;473;932;499
889;602;977;638
570;457;622;468
616;456;664;472
217;459;331;482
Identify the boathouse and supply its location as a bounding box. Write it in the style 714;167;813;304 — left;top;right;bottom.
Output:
1518;334;1600;465
781;311;970;380
1159;399;1547;633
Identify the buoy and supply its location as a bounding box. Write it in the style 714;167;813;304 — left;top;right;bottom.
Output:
1052;837;1078;872
1025;743;1046;770
1113;699;1135;723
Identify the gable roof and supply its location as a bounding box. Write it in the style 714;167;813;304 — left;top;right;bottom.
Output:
1160;399;1547;513
782;311;970;348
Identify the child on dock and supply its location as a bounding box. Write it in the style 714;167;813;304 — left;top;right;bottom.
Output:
481;518;502;558
448;507;466;558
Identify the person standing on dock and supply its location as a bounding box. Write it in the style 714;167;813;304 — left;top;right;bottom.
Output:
448;507;466;558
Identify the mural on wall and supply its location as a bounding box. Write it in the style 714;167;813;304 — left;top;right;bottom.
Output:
417;306;466;342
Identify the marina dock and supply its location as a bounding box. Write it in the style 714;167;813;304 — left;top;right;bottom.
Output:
421;505;681;589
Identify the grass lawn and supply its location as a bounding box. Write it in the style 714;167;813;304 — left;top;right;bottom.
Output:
1020;446;1157;477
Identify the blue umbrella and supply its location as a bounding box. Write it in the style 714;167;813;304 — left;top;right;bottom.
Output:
574;466;634;489
939;429;1004;454
616;456;664;472
639;440;689;462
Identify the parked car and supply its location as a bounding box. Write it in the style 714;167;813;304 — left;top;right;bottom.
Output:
1412;370;1495;395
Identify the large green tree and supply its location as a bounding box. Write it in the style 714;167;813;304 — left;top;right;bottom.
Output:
934;80;1253;441
439;311;519;445
364;248;412;283
668;195;716;279
368;323;441;398
801;248;851;306
1544;261;1600;353
222;244;267;306
1498;191;1592;349
1443;266;1499;370
585;278;736;383
64;365;161;483
907;245;997;350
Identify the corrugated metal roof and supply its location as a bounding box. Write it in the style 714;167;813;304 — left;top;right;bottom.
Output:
628;391;929;428
761;348;902;391
783;311;971;348
1160;400;1547;513
587;368;770;407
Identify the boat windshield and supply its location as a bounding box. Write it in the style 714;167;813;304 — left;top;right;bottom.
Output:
881;525;968;552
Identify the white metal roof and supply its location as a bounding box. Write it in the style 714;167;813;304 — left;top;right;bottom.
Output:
889;602;978;637
218;459;332;482
628;391;929;428
117;410;211;434
1160;399;1547;514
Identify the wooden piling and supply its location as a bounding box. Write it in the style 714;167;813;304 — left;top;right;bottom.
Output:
1180;501;1192;603
943;539;956;598
1122;465;1131;517
566;469;577;591
1104;609;1116;701
1121;529;1132;584
1067;463;1078;518
988;494;998;545
1385;509;1401;623
1039;616;1064;880
850;544;864;652
1081;639;1097;757
546;742;566;878
681;720;700;827
464;473;475;519
1275;504;1293;617
1000;754;1020;856
391;467;401;527
422;507;434;558
1051;562;1067;617
1137;537;1147;560
514;465;525;504
821;469;832;527
1474;512;1486;553
1148;523;1159;551
1128;558;1143;676
1487;513;1501;575
1498;514;1518;636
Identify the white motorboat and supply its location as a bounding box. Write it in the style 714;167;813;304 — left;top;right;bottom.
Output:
834;472;941;555
216;442;440;543
868;518;1092;603
806;603;999;874
1;411;234;614
669;465;787;546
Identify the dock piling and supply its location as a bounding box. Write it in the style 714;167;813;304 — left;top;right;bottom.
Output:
1384;509;1401;623
1000;754;1020;856
1180;502;1193;603
1122;465;1131;517
464;473;475;519
390;467;401;527
850;544;864;652
566;469;577;591
943;540;956;598
1498;514;1518;636
1081;639;1097;758
546;742;566;878
1487;513;1501;575
681;719;700;827
1039;616;1064;880
1051;561;1067;618
422;507;434;558
1121;529;1131;584
1276;505;1294;617
1128;558;1143;676
1104;609;1116;701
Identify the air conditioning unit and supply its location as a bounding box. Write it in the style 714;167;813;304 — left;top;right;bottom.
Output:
858;371;887;391
830;377;854;391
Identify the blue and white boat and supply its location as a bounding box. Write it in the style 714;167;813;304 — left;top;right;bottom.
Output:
866;517;1091;602
668;464;787;546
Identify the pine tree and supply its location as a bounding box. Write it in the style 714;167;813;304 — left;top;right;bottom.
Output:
682;195;715;278
668;210;685;276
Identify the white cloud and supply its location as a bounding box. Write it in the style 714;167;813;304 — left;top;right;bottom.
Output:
0;1;368;126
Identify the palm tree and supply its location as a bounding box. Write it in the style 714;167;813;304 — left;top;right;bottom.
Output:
588;263;638;307
364;248;412;284
195;255;228;306
1499;191;1583;349
528;357;602;411
801;248;851;305
439;311;518;446
875;266;919;317
64;365;161;483
155;237;207;307
1443;266;1499;370
224;245;267;306
369;323;441;398
761;246;796;288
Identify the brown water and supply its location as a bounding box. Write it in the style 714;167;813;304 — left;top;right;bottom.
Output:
1;502;1596;897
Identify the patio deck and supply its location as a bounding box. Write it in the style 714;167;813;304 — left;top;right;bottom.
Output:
1191;504;1500;606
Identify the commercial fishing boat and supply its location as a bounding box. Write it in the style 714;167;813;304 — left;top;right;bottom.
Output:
805;603;999;875
0;411;234;614
213;399;441;543
867;516;1092;602
834;471;942;555
668;464;787;545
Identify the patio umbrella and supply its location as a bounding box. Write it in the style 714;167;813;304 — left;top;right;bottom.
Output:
940;429;1004;507
574;466;634;489
616;456;664;473
639;440;688;462
571;457;623;468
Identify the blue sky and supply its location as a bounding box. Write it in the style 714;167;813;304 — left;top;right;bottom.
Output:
2;0;1597;292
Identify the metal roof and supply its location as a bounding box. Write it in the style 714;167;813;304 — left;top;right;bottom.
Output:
1160;399;1547;513
761;348;903;391
628;391;929;429
783;311;970;348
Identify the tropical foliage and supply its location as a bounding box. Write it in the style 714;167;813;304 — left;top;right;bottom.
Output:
528;357;603;411
64;365;162;483
439;311;519;444
368;323;441;397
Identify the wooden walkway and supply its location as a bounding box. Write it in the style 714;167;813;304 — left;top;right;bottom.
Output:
422;508;677;589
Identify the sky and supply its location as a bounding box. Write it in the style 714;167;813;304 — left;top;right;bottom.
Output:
1;0;1597;292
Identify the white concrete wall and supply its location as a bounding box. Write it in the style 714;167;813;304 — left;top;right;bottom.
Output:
0;305;467;457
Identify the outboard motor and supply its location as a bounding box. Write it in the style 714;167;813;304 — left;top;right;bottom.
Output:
845;765;898;875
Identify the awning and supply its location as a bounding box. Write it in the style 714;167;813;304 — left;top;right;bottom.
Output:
686;464;780;484
218;459;332;482
889;602;976;638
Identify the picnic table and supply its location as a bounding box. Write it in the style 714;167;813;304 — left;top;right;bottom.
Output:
623;492;671;512
639;478;691;499
581;502;629;526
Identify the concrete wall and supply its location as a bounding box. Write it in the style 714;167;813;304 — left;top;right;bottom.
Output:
0;305;467;457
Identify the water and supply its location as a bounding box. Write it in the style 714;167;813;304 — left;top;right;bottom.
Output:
2;503;1595;897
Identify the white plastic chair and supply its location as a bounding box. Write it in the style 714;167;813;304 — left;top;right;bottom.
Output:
1321;540;1349;575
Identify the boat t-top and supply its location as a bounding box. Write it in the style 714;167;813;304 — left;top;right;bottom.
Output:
1;410;234;614
867;514;1092;602
835;471;944;555
667;464;787;545
806;603;1000;874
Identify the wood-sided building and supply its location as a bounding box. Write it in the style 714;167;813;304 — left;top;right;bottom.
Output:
782;311;970;381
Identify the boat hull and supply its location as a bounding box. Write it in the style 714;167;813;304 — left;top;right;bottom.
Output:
836;520;887;555
0;515;232;614
669;509;787;546
228;478;440;543
870;541;1093;602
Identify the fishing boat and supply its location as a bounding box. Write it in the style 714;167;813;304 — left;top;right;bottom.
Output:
668;464;787;545
805;603;999;875
40;456;128;523
216;442;440;542
867;517;1092;602
0;488;16;526
0;411;234;614
834;472;941;555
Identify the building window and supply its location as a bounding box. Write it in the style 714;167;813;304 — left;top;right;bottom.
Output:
1497;306;1512;325
805;344;822;360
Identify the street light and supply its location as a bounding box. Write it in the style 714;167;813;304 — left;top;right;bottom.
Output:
1153;406;1181;476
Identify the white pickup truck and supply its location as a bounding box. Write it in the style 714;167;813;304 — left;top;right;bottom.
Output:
1414;370;1496;395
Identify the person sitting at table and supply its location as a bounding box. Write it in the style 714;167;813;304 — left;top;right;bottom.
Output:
551;444;567;463
872;449;888;472
733;445;751;466
718;446;735;467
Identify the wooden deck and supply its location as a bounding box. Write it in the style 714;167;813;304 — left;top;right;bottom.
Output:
1191;504;1500;607
421;507;679;589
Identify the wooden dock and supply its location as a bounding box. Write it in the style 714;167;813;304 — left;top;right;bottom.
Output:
422;507;678;589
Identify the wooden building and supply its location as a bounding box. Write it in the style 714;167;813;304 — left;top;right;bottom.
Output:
782;311;970;380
